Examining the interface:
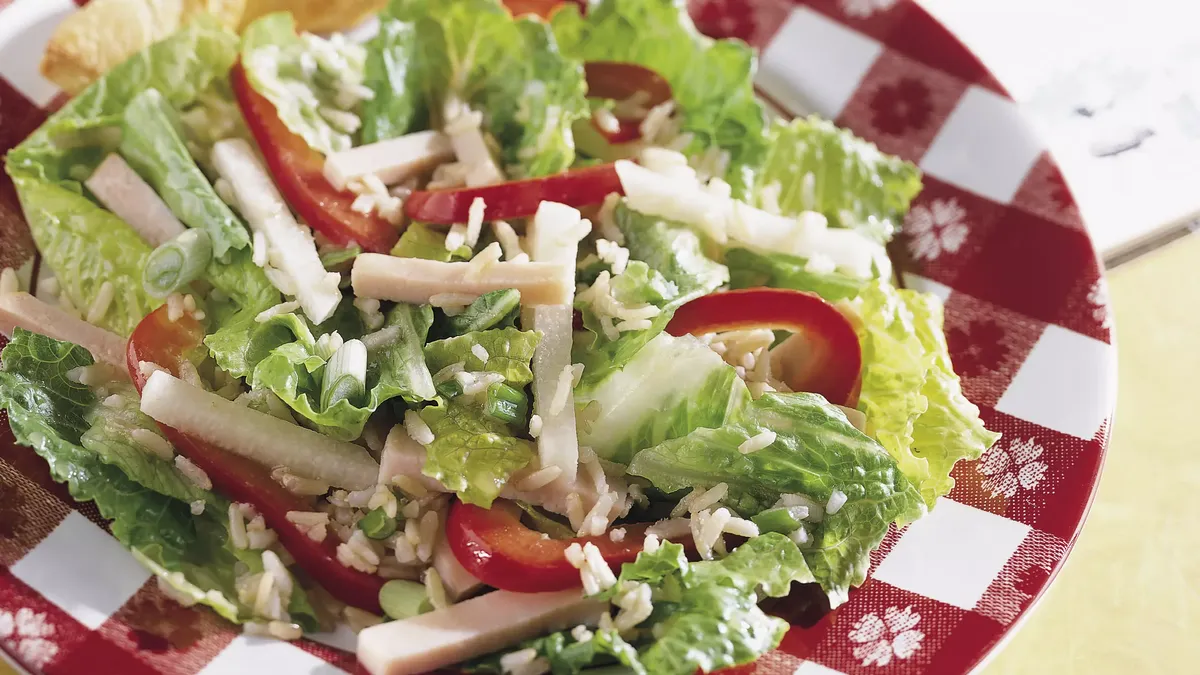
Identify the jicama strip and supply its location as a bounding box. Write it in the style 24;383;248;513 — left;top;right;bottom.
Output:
140;371;377;489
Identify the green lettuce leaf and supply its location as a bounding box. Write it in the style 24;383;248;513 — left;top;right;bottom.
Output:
755;117;922;244
466;627;644;675
241;13;366;155
251;304;437;440
6;16;239;185
382;0;589;177
9;179;157;335
204;300;307;379
391;222;473;261
437;289;520;337
627;392;924;606
424;327;540;387
577;333;747;464
4;17;240;336
119;87;251;259
724;247;867;302
81;381;210;503
361;15;429;143
855;282;1000;508
418;400;535;506
614;201;728;301
552;0;767;196
0;329;317;630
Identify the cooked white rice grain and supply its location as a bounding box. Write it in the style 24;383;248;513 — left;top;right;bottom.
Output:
86;281;114;324
404;410;436;445
174;455;211;489
528;414;544;439
417;510;440;562
255;301;300;323
229;503;249;550
688;483;728;514
724;516;759;538
826;490;848;515
466;197;487;247
548;365;574;417
130;429;173;460
738;431;777;455
424;567;449;609
190;500;206;516
515;465;561;492
393;474;430;499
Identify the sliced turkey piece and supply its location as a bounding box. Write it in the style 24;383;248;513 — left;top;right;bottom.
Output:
351;254;572;306
358;589;604;675
85;153;187;247
323;130;454;191
139;371;378;489
0;292;127;371
432;536;483;603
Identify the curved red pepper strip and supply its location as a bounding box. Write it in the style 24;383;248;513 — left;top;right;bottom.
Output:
584;62;673;144
446;500;656;593
404;163;623;225
666;288;863;408
230;62;399;254
126;307;385;613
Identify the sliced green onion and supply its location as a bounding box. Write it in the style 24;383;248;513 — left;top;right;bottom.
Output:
484;382;528;426
379;579;431;620
358;507;397;539
321;339;367;410
436;378;464;399
516;502;575;539
142;229;212;298
320;244;361;271
751;506;809;535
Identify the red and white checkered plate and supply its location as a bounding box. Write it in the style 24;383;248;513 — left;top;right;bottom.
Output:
0;0;1116;673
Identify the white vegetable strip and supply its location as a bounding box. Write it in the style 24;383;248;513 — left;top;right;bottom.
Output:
211;139;342;324
323;130;454;191
522;305;579;486
357;590;603;675
140;371;377;489
526;202;585;288
0;293;128;371
85;154;186;247
615;160;883;278
351;254;572;306
432;536;484;602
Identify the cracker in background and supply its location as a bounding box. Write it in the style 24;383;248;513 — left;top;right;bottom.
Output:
240;0;387;34
40;0;246;95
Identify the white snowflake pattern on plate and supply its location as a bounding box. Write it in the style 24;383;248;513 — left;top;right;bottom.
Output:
978;437;1049;498
840;0;900;18
907;198;969;261
847;605;925;667
0;608;59;669
1087;278;1112;330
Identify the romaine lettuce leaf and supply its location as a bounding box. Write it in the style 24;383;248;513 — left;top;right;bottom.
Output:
424;327;540;387
418;400;535;507
9;179;157;336
251;304;437;440
466;626;644;675
6;16;240;185
0;329;318;630
361;15;429;143
437;289;520;337
382;0;589;177
854;282;999;508
627;392;924;606
755;117;922;244
81;381;209;503
241;13;367;155
577;333;747;464
391;222;473;261
724;247;867;302
204;300;307;378
614;201;728;301
4;17;240;336
119;87;251;259
552;0;767;196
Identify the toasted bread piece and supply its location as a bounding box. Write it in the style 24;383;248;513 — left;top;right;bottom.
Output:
240;0;387;34
40;0;246;95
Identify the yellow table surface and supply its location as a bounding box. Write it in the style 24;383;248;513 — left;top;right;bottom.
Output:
983;232;1200;673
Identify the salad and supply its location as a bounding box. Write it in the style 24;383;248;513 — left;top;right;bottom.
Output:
0;0;1000;673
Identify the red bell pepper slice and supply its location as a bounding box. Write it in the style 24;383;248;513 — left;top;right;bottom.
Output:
446;500;656;593
584;62;673;144
404;163;623;225
126;307;385;613
503;0;585;18
230;62;399;254
666;288;863;407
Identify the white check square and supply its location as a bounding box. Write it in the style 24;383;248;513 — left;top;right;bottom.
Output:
901;272;952;302
199;636;349;675
871;499;1030;610
758;7;883;119
10;512;150;629
996;324;1115;440
920;86;1045;203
